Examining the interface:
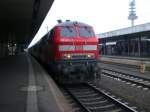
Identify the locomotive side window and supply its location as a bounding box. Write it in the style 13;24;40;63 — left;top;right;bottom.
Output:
79;27;94;38
60;26;76;37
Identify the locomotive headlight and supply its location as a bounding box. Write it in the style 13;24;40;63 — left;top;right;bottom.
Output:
87;54;92;58
86;53;95;58
63;54;72;59
66;54;71;59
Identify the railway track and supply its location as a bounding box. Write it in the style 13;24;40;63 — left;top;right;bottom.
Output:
102;69;150;90
62;83;138;112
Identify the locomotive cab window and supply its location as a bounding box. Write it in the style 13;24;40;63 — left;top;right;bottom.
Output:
79;27;94;38
60;26;76;37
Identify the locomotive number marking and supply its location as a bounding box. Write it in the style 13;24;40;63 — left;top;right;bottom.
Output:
75;45;83;50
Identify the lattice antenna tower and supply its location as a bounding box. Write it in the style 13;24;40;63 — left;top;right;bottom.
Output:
128;0;138;27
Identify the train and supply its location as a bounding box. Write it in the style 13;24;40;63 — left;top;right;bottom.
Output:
29;21;101;83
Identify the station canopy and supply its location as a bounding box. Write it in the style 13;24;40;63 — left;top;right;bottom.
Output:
0;0;54;47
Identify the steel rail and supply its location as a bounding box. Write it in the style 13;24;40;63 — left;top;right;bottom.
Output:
63;83;138;112
63;85;91;112
102;69;150;89
87;83;138;112
103;68;150;81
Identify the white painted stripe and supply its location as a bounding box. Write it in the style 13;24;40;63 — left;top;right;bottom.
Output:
83;45;97;50
59;45;97;51
26;55;39;112
59;45;75;51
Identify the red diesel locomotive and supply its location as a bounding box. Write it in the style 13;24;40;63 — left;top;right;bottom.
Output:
29;21;101;83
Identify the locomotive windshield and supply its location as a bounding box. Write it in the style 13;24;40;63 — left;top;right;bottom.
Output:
60;26;76;37
79;27;95;38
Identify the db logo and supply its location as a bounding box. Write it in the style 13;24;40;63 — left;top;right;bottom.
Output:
75;45;83;50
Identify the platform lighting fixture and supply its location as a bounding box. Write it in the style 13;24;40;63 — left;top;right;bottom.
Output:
128;0;138;27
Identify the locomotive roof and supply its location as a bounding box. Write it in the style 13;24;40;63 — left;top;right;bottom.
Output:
55;21;92;27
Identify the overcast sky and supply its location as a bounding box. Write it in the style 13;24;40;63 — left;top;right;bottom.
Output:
28;0;150;47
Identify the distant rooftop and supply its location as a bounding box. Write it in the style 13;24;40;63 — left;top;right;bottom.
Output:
98;22;150;38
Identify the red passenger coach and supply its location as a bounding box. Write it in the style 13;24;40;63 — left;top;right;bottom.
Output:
30;21;101;83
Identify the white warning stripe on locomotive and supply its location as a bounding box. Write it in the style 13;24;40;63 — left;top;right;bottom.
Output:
59;45;75;51
59;45;97;51
83;45;97;50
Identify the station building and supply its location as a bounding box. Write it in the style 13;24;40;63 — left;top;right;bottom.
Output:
98;22;150;57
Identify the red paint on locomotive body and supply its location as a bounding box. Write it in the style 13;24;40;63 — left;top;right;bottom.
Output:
52;22;99;60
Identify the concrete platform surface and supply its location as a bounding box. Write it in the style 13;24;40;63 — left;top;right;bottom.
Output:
0;53;72;112
100;55;150;68
100;61;150;80
100;55;150;73
101;55;150;61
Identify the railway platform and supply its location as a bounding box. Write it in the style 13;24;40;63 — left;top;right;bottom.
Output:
100;55;150;72
100;55;150;80
0;53;72;112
